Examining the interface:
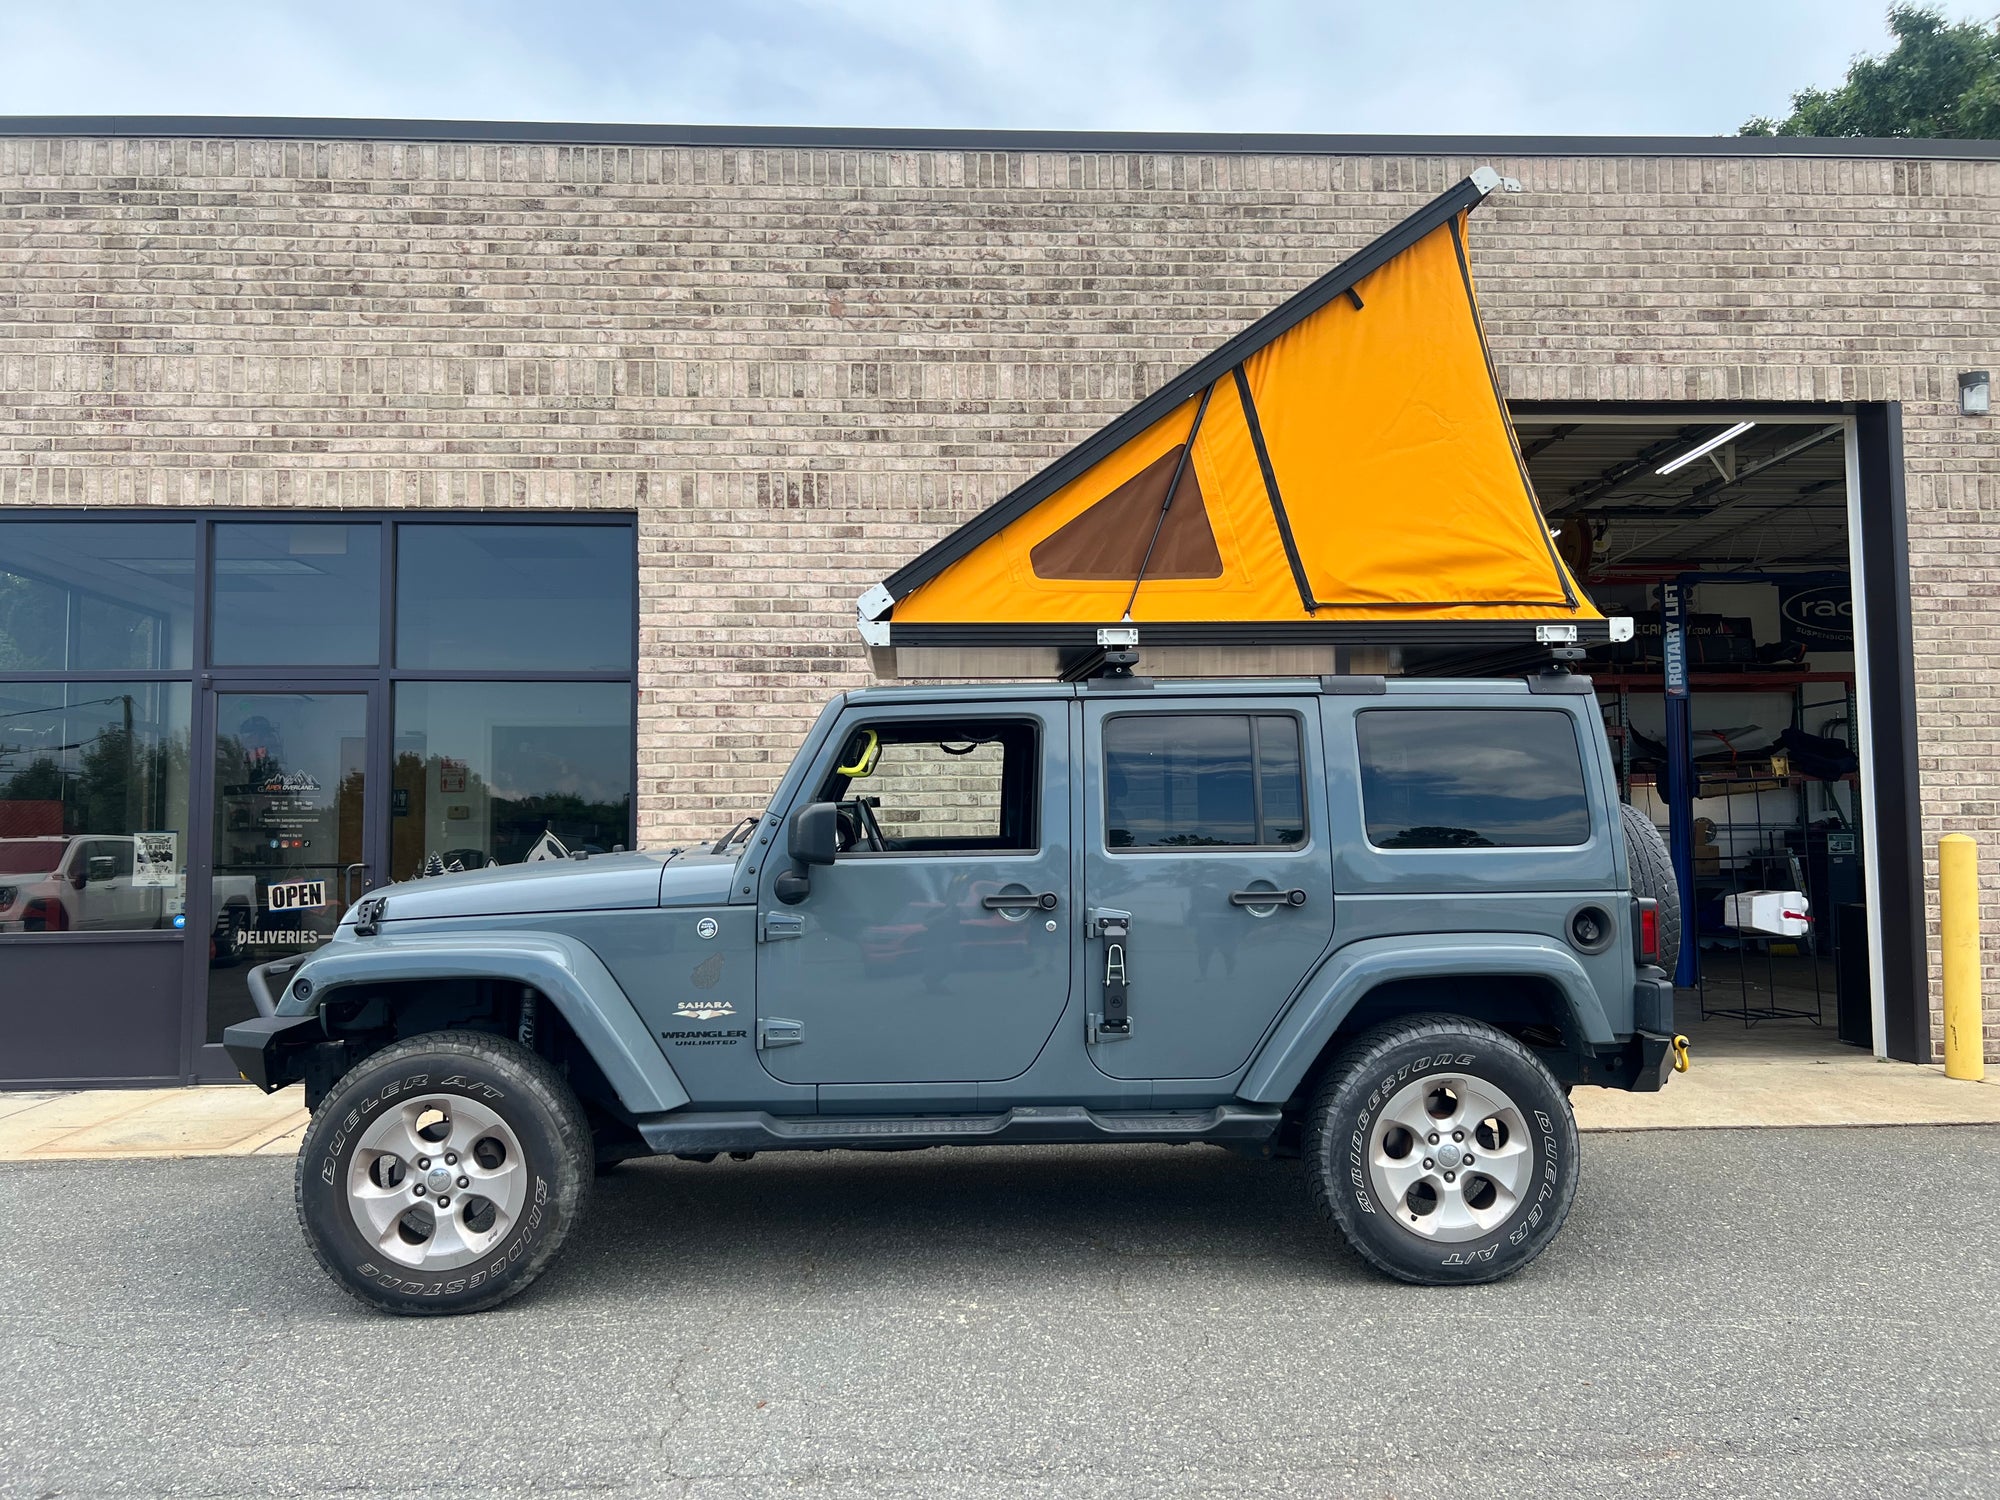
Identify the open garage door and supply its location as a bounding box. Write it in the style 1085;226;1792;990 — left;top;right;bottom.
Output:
1496;407;1923;1065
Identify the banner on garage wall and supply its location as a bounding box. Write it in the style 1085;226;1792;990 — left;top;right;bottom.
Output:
1779;581;1853;649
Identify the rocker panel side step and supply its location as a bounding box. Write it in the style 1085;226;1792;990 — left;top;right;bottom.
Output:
636;1103;1282;1156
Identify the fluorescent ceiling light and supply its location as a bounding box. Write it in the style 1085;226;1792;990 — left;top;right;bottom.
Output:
1656;422;1755;476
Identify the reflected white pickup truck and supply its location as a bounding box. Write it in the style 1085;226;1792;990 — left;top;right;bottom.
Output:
0;834;256;957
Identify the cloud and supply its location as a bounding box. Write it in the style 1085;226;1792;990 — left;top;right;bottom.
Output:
0;0;1990;135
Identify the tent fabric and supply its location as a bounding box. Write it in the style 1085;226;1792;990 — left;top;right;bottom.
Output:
884;187;1600;634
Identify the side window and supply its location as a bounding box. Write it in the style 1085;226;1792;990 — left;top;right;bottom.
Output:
1103;713;1307;850
1356;709;1591;850
817;718;1039;853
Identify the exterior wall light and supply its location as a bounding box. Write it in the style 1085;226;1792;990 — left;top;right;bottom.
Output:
1960;371;1991;417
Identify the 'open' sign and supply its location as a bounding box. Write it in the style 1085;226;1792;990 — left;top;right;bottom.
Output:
268;880;326;912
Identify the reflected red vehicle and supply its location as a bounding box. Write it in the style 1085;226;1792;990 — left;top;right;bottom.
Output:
859;874;1036;977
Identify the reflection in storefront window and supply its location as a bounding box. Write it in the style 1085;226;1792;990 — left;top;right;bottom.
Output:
395;524;634;672
391;682;633;881
0;681;192;935
210;523;383;666
0;522;196;671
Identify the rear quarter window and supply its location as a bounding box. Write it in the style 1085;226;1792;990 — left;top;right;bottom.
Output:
1356;709;1591;850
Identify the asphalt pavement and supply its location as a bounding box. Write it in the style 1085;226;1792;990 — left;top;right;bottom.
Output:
2;1128;1996;1499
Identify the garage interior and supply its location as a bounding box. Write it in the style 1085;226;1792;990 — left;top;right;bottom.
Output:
1514;414;1870;1060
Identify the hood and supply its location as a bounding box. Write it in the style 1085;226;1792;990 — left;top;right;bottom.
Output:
656;852;740;907
355;849;720;924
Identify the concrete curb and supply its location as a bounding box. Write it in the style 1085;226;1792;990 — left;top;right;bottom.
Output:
0;1056;1994;1163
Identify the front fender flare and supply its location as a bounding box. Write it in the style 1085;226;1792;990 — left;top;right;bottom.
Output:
265;931;689;1114
1239;934;1617;1105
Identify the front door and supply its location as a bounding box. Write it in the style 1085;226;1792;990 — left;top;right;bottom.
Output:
755;703;1071;1086
1082;699;1335;1080
201;686;379;1046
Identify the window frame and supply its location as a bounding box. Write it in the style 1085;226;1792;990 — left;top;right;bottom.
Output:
813;715;1044;860
0;509;638;915
0;518;198;673
1099;709;1312;855
206;520;386;670
1354;706;1594;854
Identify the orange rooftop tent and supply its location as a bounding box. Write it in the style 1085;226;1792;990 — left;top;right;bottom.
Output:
858;169;1629;671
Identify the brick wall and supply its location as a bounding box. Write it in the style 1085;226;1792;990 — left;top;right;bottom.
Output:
2;136;1996;1053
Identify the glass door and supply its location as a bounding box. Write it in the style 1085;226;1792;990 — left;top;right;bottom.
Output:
200;685;379;1048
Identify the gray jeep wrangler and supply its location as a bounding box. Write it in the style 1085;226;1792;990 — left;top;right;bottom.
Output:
226;670;1681;1316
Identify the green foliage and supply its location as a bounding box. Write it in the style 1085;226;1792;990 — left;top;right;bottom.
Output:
1741;5;2000;138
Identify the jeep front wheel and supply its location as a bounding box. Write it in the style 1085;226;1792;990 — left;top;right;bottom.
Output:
1303;1016;1579;1285
295;1030;592;1316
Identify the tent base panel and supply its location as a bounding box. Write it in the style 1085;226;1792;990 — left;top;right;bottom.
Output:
874;643;1400;681
885;618;1617;648
873;618;1619;680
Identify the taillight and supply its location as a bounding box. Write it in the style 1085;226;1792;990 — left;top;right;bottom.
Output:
1634;897;1660;964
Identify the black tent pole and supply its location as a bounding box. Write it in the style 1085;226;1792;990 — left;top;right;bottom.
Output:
1121;384;1214;622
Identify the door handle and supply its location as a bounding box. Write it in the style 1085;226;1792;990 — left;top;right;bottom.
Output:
1230;888;1308;908
981;891;1059;910
343;863;372;903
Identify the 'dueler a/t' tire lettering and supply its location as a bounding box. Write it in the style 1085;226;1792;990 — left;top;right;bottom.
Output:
295;1030;593;1316
1303;1016;1579;1285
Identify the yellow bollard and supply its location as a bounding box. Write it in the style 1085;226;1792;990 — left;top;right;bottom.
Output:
1940;833;1986;1081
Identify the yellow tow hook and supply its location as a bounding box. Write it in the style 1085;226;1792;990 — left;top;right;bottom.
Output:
1671;1035;1692;1073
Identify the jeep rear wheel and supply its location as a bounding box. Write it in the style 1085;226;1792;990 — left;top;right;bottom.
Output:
1303;1016;1579;1285
295;1030;592;1316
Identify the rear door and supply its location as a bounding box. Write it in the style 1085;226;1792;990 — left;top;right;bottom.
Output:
1081;696;1334;1080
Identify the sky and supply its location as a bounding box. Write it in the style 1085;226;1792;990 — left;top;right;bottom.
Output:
0;1;1992;136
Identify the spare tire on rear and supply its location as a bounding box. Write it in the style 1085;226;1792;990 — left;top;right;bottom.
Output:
1620;802;1681;977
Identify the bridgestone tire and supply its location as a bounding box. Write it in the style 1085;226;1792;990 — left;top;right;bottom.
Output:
295;1030;592;1317
1620;802;1681;976
1303;1016;1580;1286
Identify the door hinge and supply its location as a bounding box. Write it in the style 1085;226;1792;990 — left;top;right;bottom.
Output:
761;912;804;942
757;1017;803;1050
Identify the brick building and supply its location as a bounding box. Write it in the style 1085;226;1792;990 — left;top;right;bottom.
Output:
0;118;1994;1085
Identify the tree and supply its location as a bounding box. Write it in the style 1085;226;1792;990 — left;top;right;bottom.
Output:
1741;5;2000;138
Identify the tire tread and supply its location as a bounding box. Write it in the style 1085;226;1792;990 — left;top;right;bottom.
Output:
294;1028;593;1317
1620;801;1682;976
1302;1014;1578;1286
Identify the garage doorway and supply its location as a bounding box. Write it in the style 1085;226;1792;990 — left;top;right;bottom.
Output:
1507;403;1922;1064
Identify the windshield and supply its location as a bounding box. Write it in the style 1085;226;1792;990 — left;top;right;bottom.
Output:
0;839;69;876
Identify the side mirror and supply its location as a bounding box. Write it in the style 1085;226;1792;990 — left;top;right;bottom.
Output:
788;801;839;867
775;801;839;905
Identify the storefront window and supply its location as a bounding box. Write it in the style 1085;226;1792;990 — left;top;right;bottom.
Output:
390;681;633;880
395;524;634;671
0;521;196;671
0;681;192;934
210;523;382;666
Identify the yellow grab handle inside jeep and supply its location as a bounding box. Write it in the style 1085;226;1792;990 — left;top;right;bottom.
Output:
836;728;880;778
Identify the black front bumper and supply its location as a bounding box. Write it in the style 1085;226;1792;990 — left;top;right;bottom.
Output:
221;1013;322;1091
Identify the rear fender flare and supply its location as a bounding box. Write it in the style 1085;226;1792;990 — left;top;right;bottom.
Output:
272;932;689;1114
1239;934;1617;1104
